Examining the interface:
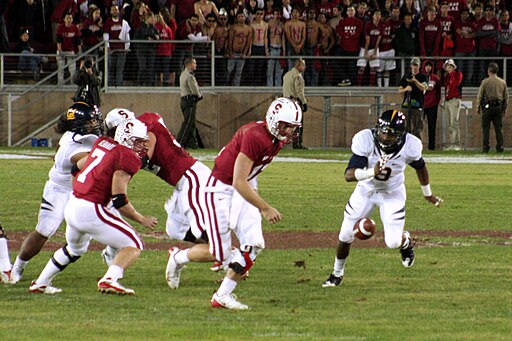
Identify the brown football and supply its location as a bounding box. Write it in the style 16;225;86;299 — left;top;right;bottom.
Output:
354;218;377;240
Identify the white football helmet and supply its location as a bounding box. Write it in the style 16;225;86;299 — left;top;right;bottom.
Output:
105;108;136;132
114;119;149;158
266;97;302;144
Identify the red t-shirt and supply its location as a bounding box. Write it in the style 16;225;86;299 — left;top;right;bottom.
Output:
454;20;476;53
171;0;196;25
476;17;501;50
56;24;81;52
446;0;467;21
364;21;381;50
419;18;441;56
499;22;512;55
137;113;196;187
155;23;174;56
336;17;364;52
379;20;395;52
103;18;125;50
444;71;463;100
74;137;142;205
212;122;283;186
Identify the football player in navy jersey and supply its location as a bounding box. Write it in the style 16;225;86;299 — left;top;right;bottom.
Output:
9;102;103;285
322;110;442;288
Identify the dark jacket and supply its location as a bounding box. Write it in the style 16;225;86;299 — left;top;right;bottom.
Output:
394;24;418;57
72;68;102;107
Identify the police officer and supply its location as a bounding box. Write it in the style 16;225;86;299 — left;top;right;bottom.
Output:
476;62;509;153
178;57;203;149
283;58;308;149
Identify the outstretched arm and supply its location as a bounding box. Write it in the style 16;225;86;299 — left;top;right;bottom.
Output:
414;163;443;207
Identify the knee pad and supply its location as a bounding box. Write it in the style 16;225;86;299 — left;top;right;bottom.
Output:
51;245;81;271
228;246;263;275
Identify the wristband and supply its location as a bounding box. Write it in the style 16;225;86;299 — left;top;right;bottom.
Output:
354;168;374;181
421;184;432;197
112;193;129;209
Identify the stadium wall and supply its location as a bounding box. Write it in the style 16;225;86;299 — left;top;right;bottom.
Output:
1;90;510;150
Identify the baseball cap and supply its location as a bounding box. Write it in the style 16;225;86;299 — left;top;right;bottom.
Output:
19;29;29;37
219;8;228;16
443;59;457;69
410;57;421;66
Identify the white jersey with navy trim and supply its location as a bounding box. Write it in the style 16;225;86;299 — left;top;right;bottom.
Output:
351;129;423;192
48;132;98;189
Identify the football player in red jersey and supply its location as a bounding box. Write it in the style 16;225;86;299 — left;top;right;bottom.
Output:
102;109;217;289
29;120;157;295
204;97;302;310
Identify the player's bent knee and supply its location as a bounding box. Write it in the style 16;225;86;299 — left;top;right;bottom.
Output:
384;235;402;249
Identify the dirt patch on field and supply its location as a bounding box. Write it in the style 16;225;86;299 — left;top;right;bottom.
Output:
5;230;511;252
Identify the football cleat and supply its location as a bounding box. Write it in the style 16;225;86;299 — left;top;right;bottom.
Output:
400;231;415;268
29;280;62;295
211;292;249;310
8;265;23;284
97;277;134;295
210;261;228;272
1;270;11;284
165;247;186;289
322;274;343;287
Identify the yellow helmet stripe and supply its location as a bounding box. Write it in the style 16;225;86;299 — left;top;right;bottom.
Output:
391;110;398;121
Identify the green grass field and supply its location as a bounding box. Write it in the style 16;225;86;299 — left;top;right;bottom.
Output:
0;148;511;340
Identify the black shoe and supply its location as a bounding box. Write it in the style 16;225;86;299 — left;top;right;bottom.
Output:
322;273;343;287
400;231;415;268
497;147;504;153
482;147;490;153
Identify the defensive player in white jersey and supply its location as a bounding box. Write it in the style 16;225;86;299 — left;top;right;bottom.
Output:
29;120;157;295
8;102;103;284
322;110;443;287
179;97;302;310
102;109;217;287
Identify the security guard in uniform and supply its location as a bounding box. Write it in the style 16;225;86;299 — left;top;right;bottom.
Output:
178;57;203;149
283;58;308;149
476;62;509;153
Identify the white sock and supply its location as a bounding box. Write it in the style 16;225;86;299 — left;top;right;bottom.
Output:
174;248;190;264
216;277;237;296
0;238;12;272
333;257;346;277
35;246;72;285
103;265;124;281
384;77;389;87
13;256;28;270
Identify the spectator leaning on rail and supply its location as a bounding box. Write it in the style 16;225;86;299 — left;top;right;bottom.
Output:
441;59;463;151
476;62;508;153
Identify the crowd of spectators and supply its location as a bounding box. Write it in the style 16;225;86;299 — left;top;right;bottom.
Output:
1;0;511;87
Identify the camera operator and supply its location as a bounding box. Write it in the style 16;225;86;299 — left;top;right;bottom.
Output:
398;57;428;140
72;57;102;107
